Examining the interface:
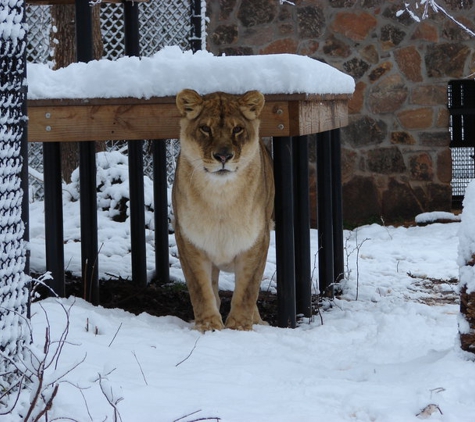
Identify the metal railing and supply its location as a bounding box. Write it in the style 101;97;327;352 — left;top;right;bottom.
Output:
26;0;197;202
26;0;205;300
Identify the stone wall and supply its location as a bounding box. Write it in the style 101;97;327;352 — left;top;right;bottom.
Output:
206;0;475;226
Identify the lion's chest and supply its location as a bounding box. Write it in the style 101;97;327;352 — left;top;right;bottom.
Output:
181;207;261;267
178;190;262;268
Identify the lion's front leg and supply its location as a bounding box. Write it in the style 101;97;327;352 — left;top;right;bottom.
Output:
175;230;224;332
225;235;269;331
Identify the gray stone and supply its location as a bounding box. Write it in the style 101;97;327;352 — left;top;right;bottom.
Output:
297;6;325;38
368;74;408;114
323;35;351;57
425;43;470;78
419;131;451;147
218;46;254;56
367;147;406;174
329;0;358;8
409;152;434;181
341;116;387;148
211;25;238;46
343;57;370;79
382;178;423;222
217;0;237;20
237;0;277;27
342;176;381;227
443;0;473;10
382;5;414;26
427;183;452;211
380;24;407;47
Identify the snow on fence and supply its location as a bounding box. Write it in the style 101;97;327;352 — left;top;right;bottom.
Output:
0;0;30;401
459;180;475;353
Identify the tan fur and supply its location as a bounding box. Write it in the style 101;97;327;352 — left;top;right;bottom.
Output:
172;89;275;332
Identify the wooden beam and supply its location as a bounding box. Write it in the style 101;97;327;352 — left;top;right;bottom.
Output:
27;96;350;142
290;100;349;135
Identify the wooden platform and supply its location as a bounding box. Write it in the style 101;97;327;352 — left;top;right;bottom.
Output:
28;92;350;328
27;94;350;142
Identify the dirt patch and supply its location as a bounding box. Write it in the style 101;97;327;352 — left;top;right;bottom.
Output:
407;272;459;305
34;275;281;327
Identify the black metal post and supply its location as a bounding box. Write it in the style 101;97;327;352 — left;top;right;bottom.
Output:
75;0;93;63
76;0;99;304
273;137;296;328
316;131;334;297
20;44;29;277
153;140;170;284
124;0;140;56
20;26;31;317
124;1;147;286
292;136;312;318
331;129;344;285
43;143;65;297
190;0;202;52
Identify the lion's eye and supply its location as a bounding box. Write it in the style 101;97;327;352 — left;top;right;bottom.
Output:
232;126;243;134
200;125;211;134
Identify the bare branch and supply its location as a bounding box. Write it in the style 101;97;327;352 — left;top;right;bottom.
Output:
176;336;201;367
132;351;148;386
108;323;123;347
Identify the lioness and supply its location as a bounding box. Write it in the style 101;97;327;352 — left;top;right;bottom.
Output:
173;89;275;331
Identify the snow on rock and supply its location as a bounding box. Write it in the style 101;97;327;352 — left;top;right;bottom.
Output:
415;211;461;225
27;46;355;100
458;180;475;353
459;180;475;293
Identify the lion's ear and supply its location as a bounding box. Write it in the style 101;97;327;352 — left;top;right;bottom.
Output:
239;91;265;120
176;89;203;119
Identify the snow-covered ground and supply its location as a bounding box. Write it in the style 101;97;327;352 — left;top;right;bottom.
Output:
14;185;475;421
11;48;474;421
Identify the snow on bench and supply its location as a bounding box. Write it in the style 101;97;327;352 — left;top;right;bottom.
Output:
27;46;355;100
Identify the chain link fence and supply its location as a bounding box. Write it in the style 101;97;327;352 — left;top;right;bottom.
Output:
451;147;475;197
26;0;202;201
1;0;30;400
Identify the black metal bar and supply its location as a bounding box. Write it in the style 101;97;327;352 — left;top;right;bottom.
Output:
124;2;147;286
76;0;99;304
128;140;147;286
79;142;99;303
190;0;202;53
75;0;93;63
273;137;296;328
331;129;344;285
292;136;312;318
316;131;334;297
43;143;65;297
20;30;31;317
153;140;170;284
20;55;29;277
124;0;140;57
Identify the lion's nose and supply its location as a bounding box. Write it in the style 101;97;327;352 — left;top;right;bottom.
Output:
213;150;234;164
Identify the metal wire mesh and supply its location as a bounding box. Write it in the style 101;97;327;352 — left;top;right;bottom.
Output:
26;4;52;64
451;147;475;196
1;0;30;388
26;0;201;200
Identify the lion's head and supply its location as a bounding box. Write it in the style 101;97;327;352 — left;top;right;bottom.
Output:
176;89;265;178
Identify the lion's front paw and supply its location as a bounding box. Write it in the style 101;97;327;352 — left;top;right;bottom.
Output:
194;314;224;332
225;314;254;331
